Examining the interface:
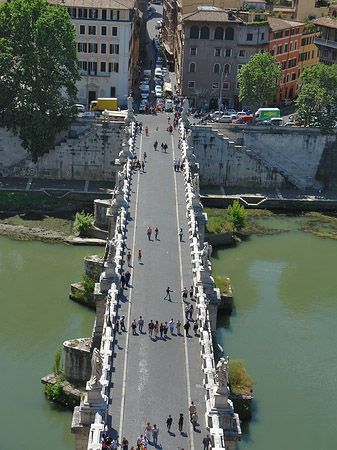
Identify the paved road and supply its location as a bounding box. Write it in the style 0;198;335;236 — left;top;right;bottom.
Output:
107;113;207;450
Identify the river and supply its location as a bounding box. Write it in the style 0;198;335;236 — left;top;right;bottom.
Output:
0;236;101;450
212;216;337;450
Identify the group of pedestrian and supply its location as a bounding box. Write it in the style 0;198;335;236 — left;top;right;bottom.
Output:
160;142;168;152
173;158;184;171
135;121;143;134
131;156;145;172
148;318;183;338
121;271;131;288
146;226;159;241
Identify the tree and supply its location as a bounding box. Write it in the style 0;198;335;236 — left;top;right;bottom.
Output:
237;52;282;121
0;0;80;162
74;211;94;235
227;200;247;233
295;63;337;132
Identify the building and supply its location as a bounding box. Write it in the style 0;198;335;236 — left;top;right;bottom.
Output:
312;17;337;65
268;17;304;102
267;0;328;21
177;7;269;109
50;0;141;108
297;23;319;87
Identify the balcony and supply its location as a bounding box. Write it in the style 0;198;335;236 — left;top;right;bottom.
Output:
79;70;111;78
314;36;337;50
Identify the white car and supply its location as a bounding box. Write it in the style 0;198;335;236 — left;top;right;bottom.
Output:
155;85;162;97
218;115;232;123
226;108;236;115
155;67;162;78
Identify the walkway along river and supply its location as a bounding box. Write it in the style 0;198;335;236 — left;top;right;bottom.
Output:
0;236;101;450
212;215;337;450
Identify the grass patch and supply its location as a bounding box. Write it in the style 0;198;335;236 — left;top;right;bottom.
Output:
205;208;232;234
214;276;231;296
229;359;254;396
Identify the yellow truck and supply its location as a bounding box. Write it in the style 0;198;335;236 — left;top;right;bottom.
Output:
90;98;117;112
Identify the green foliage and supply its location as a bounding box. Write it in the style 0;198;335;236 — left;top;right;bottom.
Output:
229;359;255;396
295;64;337;132
52;349;63;373
44;379;78;408
74;211;93;235
0;191;68;210
205;208;233;234
0;0;80;162
214;276;231;296
238;52;282;119
81;269;99;293
227;200;247;233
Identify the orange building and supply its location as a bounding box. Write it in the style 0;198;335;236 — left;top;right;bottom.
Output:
268;17;304;103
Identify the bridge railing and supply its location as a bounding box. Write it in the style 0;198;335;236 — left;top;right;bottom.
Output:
178;118;241;450
83;120;137;450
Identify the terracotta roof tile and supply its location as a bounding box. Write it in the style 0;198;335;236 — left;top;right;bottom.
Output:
311;17;337;29
268;16;304;31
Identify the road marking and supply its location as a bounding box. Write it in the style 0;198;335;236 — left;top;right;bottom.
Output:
118;130;142;440
84;180;89;192
171;132;195;450
26;177;33;190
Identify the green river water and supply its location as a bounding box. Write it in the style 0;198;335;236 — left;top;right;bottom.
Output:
0;236;100;450
213;216;337;450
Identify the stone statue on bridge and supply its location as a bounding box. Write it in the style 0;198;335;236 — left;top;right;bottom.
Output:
88;348;103;389
201;242;213;267
215;356;229;391
192;173;200;195
181;98;189;124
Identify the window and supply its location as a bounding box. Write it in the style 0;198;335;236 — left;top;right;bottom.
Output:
285;29;289;36
79;25;85;35
190;26;199;39
102;9;107;20
247;33;253;41
288;59;291;69
100;61;106;72
212;82;219;89
68;7;77;18
78;8;87;18
89;9;98;19
88;43;98;53
291;29;294;35
110;87;116;97
222;82;229;89
282;60;286;70
224;63;231;74
111;10;119;20
110;43;119;54
213;63;220;73
298;68;301;77
283;76;286;84
294;40;298;50
225;27;234;41
189;62;196;73
277;44;282;55
239;50;245;57
109;62;119;72
214;27;224;40
188;81;195;88
101;43;107;54
101;26;107;35
295;27;299;34
88;61;97;75
78;42;87;53
200;26;209;39
312;49;315;59
286;73;290;83
323;49;328;58
284;43;288;53
112;27;118;36
289;41;293;51
190;47;197;56
237;64;243;73
225;48;232;57
291;72;296;81
89;26;96;35
261;32;265;40
270;50;274;56
214;48;221;57
78;61;87;71
292;57;296;67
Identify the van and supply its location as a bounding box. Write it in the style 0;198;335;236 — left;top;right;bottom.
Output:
165;99;173;112
255;108;280;122
233;115;253;125
270;117;284;126
90;98;117;112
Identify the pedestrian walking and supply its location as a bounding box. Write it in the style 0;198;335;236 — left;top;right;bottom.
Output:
121;272;126;289
191;413;198;431
148;320;154;337
164;322;169;337
144;423;152;441
163;143;168;153
154;320;159;338
154;140;158;151
167;116;171;124
184;321;190;336
160;142;164;152
131;319;137;335
178;413;184;432
141;437;148;450
141;161;145;172
112;438;119;450
144;151;147;161
164;287;174;301
182;287;188;302
176;319;181;335
189;304;194;320
185;303;189;320
152;424;159;446
166;415;173;432
203;435;212;450
193;320;198;336
138;249;142;263
138;316;144;333
169;318;175;334
173;159;177;171
127;251;132;267
189;402;197;421
147;226;152;240
122;437;129;450
169;125;173;133
115;319;120;334
179;228;184;242
137;435;144;450
120;315;126;331
189;285;194;299
159;322;164;338
154;227;159;240
145;126;149;136
125;270;131;286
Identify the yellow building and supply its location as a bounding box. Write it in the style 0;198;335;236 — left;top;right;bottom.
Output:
296;24;319;95
180;0;241;15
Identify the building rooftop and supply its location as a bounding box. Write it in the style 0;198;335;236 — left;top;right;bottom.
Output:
47;0;135;10
182;8;241;23
268;16;304;31
311;17;337;29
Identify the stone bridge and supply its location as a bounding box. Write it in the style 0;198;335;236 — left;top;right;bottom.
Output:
68;99;241;450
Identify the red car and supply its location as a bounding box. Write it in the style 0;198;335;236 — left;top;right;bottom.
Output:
233;115;253;125
156;99;164;111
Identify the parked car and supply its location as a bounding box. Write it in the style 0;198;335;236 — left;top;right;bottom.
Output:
155;67;162;78
218;115;232;123
139;99;148;112
226;108;236;115
284;121;297;127
165;98;173;112
156;98;164;111
232;115;253;125
270;117;284;126
155;85;162;97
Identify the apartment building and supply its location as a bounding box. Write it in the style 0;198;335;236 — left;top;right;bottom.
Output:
312;17;337;65
178;7;269;109
268;17;304;102
50;0;140;108
297;24;319;84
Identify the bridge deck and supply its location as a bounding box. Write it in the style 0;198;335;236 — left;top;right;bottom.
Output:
107;114;207;450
